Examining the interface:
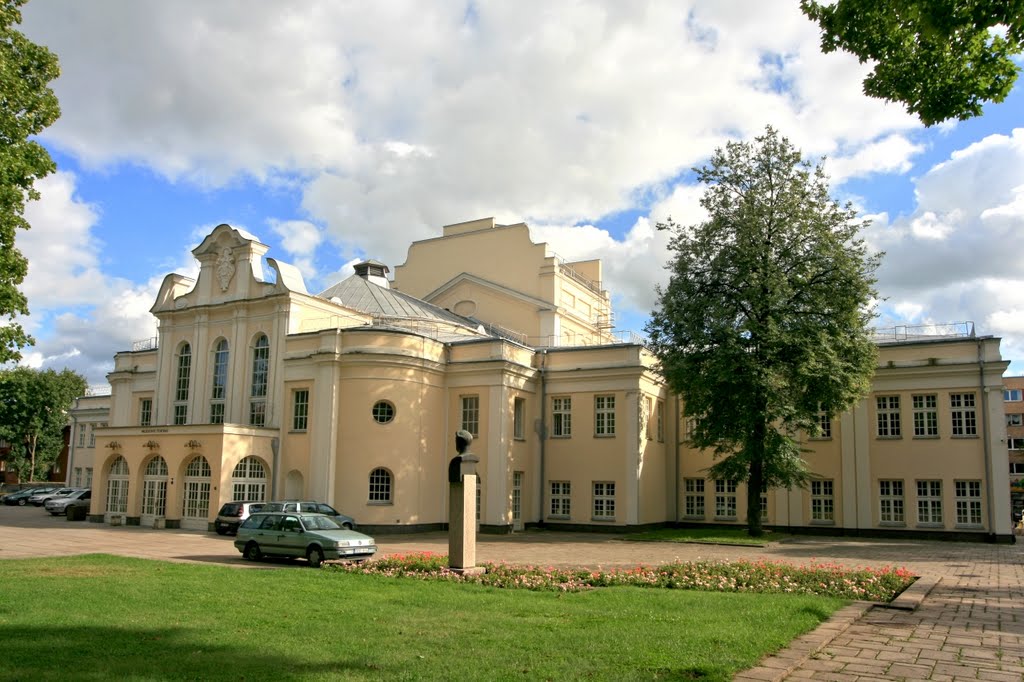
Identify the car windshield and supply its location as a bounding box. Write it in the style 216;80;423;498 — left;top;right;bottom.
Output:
301;515;343;531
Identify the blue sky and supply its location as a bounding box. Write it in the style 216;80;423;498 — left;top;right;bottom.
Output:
13;0;1024;387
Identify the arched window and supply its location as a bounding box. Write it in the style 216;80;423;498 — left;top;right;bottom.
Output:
368;467;393;503
249;334;269;426
174;343;192;425
142;456;168;517
106;455;130;513
182;455;212;526
210;339;229;424
232;456;267;501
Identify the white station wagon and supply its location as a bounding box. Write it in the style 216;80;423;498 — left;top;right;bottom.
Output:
234;511;377;568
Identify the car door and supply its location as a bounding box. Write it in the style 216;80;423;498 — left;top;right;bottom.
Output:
276;515;304;557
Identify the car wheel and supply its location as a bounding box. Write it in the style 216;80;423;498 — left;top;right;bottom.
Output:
243;542;263;561
215;527;227;536
18;499;26;506
342;522;352;530
306;547;324;568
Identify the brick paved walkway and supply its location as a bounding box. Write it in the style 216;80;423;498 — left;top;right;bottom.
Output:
2;505;1022;680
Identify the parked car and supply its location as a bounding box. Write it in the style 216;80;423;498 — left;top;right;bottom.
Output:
234;511;376;568
29;487;78;506
213;501;265;535
3;486;59;506
44;489;91;516
261;501;356;529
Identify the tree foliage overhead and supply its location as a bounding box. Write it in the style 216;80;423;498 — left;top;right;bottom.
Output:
801;0;1024;126
0;366;86;481
646;126;880;536
0;0;60;363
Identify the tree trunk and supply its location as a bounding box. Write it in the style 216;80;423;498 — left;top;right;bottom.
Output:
27;433;37;482
747;421;766;537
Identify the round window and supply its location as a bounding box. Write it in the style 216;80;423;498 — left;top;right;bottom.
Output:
372;401;395;424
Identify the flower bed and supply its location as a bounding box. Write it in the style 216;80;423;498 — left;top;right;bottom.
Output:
326;552;915;601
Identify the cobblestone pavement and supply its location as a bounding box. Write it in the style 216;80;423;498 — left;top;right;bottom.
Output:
2;505;1021;680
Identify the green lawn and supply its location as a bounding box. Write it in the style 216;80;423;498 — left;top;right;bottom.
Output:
0;554;846;681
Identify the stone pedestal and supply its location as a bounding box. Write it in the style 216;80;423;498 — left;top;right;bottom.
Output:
448;473;484;574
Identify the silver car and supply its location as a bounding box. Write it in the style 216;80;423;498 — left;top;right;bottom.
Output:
234;512;376;568
30;487;78;506
45;489;91;515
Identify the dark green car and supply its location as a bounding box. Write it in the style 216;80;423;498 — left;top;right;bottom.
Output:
234;512;377;568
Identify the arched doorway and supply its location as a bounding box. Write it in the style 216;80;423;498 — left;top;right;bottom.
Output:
141;456;169;526
105;455;130;522
285;469;304;499
181;455;212;531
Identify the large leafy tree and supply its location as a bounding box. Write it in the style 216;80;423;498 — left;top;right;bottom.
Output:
646;127;880;537
0;0;61;363
0;366;86;481
801;0;1024;126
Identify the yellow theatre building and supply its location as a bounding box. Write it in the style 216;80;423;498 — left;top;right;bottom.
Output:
66;218;1015;541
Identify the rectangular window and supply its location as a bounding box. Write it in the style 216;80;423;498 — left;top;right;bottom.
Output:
292;389;309;431
1009;438;1024;450
594;395;616;436
876;396;901;437
917;480;943;525
174;404;188;426
88;425;96;448
760;491;769;520
85;468;93;487
714;479;737;519
513;397;525;440
951;393;977;436
813;410;832;439
1007;414;1023;427
593;481;616;520
73;467;82;487
1004;388;1023;402
811;480;835;522
209;403;225;425
954;480;982;526
683;478;705;518
549;481;570;518
656;400;665;442
1011;462;1024;475
644;396;654;440
78;425;86;448
139;399;152;427
551;397;572;437
461;395;480;437
879;479;905;523
912;394;938;437
248;401;266;427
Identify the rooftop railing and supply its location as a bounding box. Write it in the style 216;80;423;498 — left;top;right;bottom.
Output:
871;322;975;344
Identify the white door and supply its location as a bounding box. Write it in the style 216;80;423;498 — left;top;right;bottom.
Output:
512;471;523;531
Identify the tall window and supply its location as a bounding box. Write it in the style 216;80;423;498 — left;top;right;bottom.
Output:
210;339;229;424
77;425;86;447
814;410;832;439
656;400;665;442
183;456;212;520
461;395;479;437
811;480;834;522
292;390;310;431
917;480;943;524
551;397;571;437
141;456;168;517
513;397;525;440
550;481;570;517
644;396;654;439
106;456;130;514
876;396;901;437
139;398;152;427
175;343;192;425
232;457;267;501
249;334;269;426
594;395;615;436
368;468;393;503
912;394;938;437
879;479;904;523
714;479;737;519
592;482;615;520
950;393;977;436
954;480;982;526
684;478;705;518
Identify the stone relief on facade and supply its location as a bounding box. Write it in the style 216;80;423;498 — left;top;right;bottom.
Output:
216;247;235;292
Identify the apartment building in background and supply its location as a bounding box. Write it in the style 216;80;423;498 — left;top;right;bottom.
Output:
68;218;1015;541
